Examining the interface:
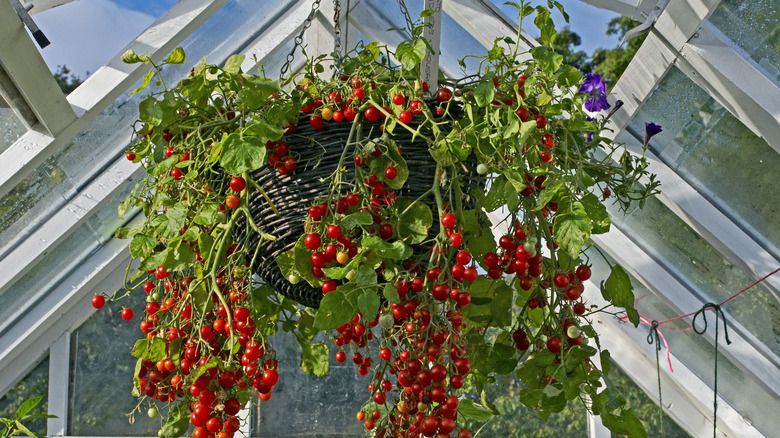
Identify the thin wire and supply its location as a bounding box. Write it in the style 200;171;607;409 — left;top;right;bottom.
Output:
333;0;343;71
655;266;780;327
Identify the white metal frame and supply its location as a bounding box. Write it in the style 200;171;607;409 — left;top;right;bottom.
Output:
1;0;778;437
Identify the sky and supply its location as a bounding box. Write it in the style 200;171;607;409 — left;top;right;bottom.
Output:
31;0;621;81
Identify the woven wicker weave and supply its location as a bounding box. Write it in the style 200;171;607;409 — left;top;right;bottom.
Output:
238;102;470;308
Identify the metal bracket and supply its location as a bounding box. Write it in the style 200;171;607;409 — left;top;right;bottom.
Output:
7;0;49;48
619;0;670;47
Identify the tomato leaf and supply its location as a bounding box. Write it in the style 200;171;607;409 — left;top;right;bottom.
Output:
139;250;167;272
552;201;591;258
164;239;196;271
138;95;162;123
474;81;495;108
160;400;190;436
394;198;432;245
356;288;380;320
314;285;358;330
462;209;494;264
299;340;330;377
276;251;299;283
458;398;495;422
581;192;611;234
489;282;513;326
382;283;400;304
222;53;245;74
340;211;373;230
14;396;42;421
155;202;188;239
129;234;157;259
601;265;639;326
219;133;267;174
361;235;412;260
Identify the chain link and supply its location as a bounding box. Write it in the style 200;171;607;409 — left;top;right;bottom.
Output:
280;0;322;80
333;0;343;70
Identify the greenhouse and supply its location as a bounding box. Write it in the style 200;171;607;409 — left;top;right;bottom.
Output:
0;0;777;437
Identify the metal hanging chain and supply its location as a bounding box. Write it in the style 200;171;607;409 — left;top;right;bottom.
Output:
333;0;343;70
280;0;322;81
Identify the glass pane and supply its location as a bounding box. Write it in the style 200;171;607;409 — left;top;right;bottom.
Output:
462;376;588;437
608;195;780;359
628;66;780;257
0;166;67;259
0;224;99;336
709;0;780;84
251;329;365;437
69;288;158;435
0;356;50;437
587;250;780;437
0;184;135;336
608;361;691;438
0;106;27;154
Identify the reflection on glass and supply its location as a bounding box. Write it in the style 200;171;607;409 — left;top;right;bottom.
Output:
69;288;159;436
0;107;27;154
252;329;365;437
629;66;780;256
608;361;690;438
608;194;780;358
709;0;780;84
0;356;50;436
0;166;66;258
588;249;780;437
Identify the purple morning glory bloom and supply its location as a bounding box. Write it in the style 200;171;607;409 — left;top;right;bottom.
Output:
605;100;624;121
644;122;663;147
579;73;611;112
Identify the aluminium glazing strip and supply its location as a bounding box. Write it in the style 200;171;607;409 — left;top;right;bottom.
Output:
0;0;229;200
0;0;75;133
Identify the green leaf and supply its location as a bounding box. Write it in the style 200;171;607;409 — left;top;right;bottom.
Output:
383;283;400;304
361;235;412;260
462;209;494;263
458;399;495;422
314;286;358;330
354;266;378;286
160;401;190;436
552;201;591;258
194;204;221;226
340;211;373;230
474;81;495;108
395;198;432;244
129;234;157;259
300;340;330;376
601;407;648;438
530;46;564;76
223;53;245;74
155;202;188;239
356;288;380;320
164;239;197;271
139;250;167;272
368;139;408;189
489;341;518;374
395;40;426;71
15;396;42;420
293;235;321;286
602;265;639;326
164;47;186;64
138;95;162;124
557;65;582;88
219;133;268;173
420;8;434;17
581;192;611;234
121;49;143;64
13;420;34;437
482;175;518;212
276;251;299;283
489;282;513;326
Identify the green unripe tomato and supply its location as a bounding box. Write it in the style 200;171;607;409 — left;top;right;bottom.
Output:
345;270;357;281
566;326;581;339
288;274;300;284
476;163;488;175
148;407;159;418
151;291;161;301
379;311;394;329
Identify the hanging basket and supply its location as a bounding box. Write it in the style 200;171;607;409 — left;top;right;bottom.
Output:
238;100;472;308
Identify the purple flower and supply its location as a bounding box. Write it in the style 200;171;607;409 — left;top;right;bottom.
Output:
579;73;611;112
644;122;663;147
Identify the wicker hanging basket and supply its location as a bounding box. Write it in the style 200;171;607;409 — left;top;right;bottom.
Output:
237;100;473;308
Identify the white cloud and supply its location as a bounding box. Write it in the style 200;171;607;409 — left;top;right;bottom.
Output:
33;0;155;78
